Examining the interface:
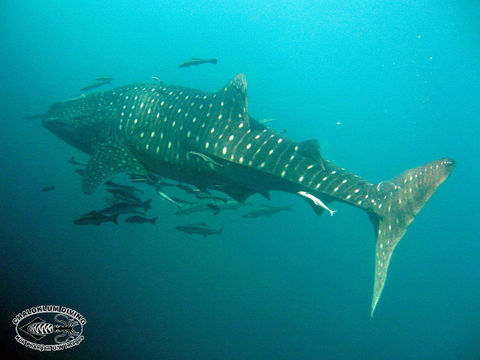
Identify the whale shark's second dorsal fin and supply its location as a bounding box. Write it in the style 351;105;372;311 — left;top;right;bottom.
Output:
298;139;322;161
297;139;325;170
82;142;147;194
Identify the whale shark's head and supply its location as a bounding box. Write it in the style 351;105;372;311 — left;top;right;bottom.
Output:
43;95;109;154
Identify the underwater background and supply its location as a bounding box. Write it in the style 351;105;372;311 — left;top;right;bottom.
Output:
1;1;479;359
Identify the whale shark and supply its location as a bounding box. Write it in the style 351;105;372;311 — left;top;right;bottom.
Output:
42;74;455;315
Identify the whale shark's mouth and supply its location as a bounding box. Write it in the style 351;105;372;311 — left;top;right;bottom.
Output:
42;117;69;140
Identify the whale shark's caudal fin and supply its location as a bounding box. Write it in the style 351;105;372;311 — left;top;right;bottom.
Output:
369;158;456;316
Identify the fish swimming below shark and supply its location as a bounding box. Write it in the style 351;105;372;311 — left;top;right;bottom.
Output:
178;58;217;68
175;223;223;237
74;210;118;226
41;73;455;316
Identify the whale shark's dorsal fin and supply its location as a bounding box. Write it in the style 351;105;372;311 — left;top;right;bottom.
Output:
82;142;147;194
218;73;249;125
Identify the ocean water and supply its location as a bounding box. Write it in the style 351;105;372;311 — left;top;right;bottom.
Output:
1;1;479;359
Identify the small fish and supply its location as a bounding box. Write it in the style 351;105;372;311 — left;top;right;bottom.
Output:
106;188;142;203
81;80;111;91
187;151;224;167
95;76;113;82
178;58;217;68
174;203;213;215
40;185;55;192
99;199;152;215
105;180;143;193
259;118;275;124
195;194;230;203
217;200;252;211
177;183;208;195
298;191;336;216
169;196;194;205
74;211;118;225
124;215;157;225
75;169;85;176
157;190;182;208
175;223;223;237
23;113;46;121
68;156;86;166
152;76;163;84
130;177;150;184
241;204;293;218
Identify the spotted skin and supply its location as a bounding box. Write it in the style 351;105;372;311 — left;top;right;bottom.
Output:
43;74;455;315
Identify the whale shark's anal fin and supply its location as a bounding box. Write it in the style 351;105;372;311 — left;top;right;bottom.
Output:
82;142;147;194
370;158;456;316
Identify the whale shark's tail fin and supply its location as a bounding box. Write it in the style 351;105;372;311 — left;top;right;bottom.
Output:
369;158;456;316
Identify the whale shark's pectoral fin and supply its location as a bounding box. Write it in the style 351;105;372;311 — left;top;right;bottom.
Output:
82;142;147;194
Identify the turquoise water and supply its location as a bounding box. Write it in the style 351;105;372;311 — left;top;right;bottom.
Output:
1;1;479;358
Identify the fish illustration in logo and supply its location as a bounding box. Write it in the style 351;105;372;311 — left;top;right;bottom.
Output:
19;314;79;344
